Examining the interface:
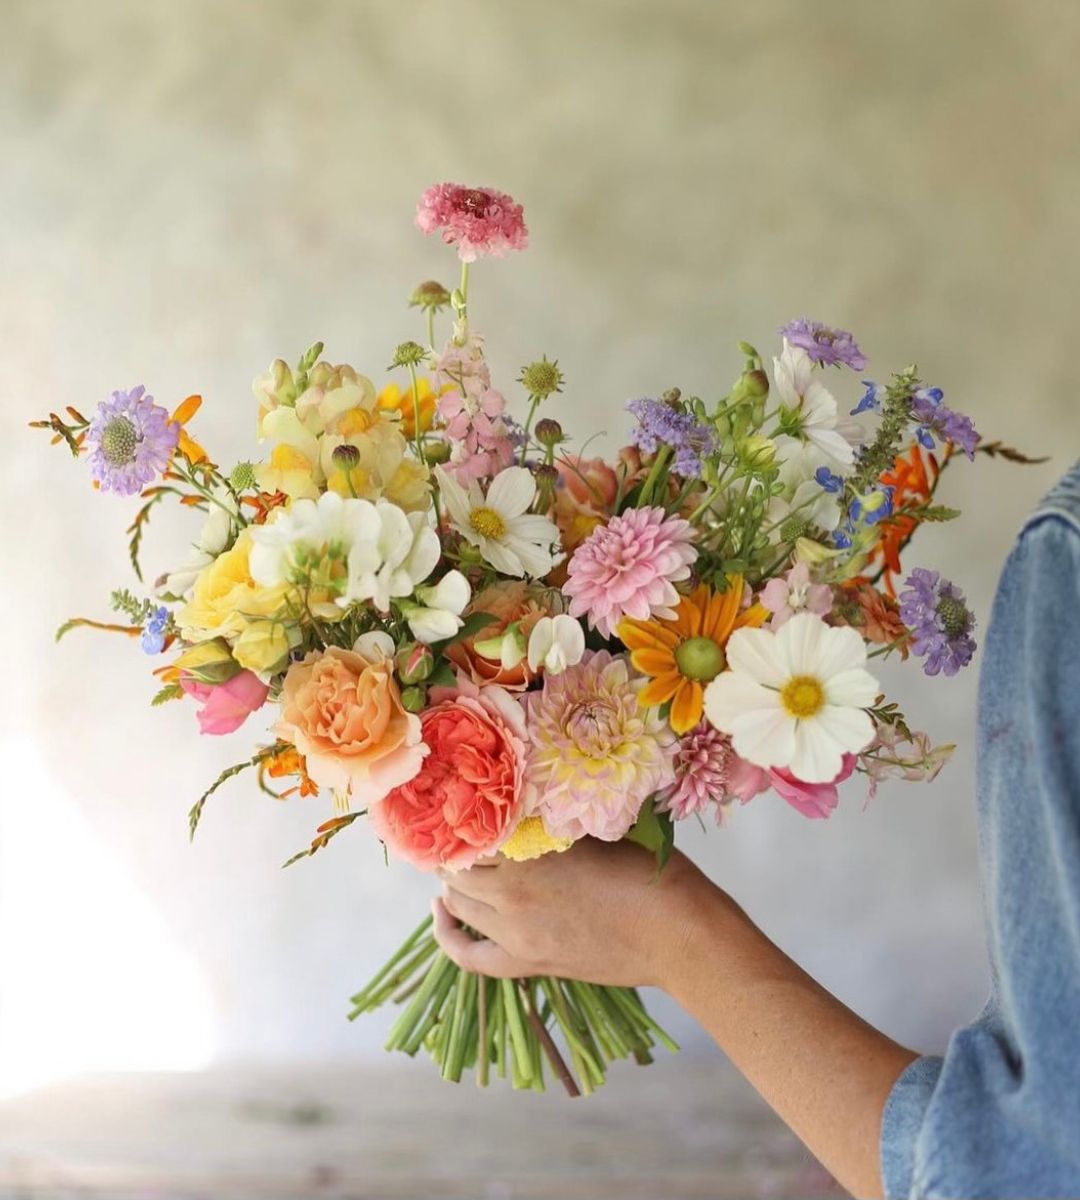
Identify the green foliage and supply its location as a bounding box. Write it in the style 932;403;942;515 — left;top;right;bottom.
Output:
188;744;285;840
151;682;184;706
281;812;365;868
626;797;675;872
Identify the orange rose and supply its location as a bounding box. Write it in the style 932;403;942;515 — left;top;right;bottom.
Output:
447;581;552;690
275;642;426;804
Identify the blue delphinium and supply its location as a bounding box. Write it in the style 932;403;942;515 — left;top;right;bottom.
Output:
141;605;170;655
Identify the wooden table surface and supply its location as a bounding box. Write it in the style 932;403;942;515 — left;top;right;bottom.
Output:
0;1058;842;1199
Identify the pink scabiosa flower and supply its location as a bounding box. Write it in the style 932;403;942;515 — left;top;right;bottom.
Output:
525;651;676;841
563;506;697;638
85;386;179;495
654;723;744;823
416;183;528;262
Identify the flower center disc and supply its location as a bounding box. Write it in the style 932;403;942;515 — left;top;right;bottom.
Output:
780;674;825;719
100;415;138;465
674;636;726;682
936;596;970;638
469;506;507;540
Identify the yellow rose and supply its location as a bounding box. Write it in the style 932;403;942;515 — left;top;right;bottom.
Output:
232;620;295;675
179;529;293;644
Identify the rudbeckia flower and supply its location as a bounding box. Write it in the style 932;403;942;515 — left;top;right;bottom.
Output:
618;579;768;734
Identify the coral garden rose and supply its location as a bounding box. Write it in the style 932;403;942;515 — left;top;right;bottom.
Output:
274;643;426;805
446;580;552;690
369;676;527;871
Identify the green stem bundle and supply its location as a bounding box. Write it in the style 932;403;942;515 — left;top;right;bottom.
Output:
350;915;677;1096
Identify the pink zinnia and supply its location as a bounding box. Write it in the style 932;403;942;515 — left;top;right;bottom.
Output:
415;183;528;263
563;506;698;638
655;723;743;823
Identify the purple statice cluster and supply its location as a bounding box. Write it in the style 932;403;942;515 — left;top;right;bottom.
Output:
898;567;977;677
778;318;867;370
910;387;979;459
85;386;179;496
626;397;717;478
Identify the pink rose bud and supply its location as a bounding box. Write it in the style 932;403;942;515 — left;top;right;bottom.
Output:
396;643;434;685
180;669;270;736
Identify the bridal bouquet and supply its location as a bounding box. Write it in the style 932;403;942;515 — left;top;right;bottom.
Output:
33;183;1038;1096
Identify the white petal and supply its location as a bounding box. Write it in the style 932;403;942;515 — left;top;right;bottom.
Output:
486;467;536;519
408;607;463;644
725;626;788;688
418;569;471;615
788;720;846;784
505;535;555;579
434;465;472;530
815;704;875;754
353;630;396;660
479;537;525;577
729;705;797;771
402;523;441;585
805;426;855;467
551;614;585;668
527;617;554;671
775;611;827;676
810;625;868;683
824;667;879;708
703;670;781;731
506;513;560;545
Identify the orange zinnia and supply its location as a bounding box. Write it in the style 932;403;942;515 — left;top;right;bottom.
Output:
618;578;768;734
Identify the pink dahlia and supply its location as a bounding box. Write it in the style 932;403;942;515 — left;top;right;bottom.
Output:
563;506;698;638
415;183;528;263
525;651;675;841
654;722;745;823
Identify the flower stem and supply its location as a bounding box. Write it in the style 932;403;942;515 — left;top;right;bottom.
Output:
407;362;424;462
518;979;580;1098
638;445;672;507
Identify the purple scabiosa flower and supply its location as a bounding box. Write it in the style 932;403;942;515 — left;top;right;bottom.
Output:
779;318;867;370
910;387;979;459
852;380;886;415
898;568;977;676
626;397;717;478
141;605;170;655
85;387;179;495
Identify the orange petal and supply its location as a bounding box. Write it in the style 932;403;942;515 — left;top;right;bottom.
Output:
629;647;677;677
177;430;208;465
669;679;704;734
734;602;769;632
172;394;202;426
618;619;680;652
711;576;745;642
638;672;682;708
671;596;701;638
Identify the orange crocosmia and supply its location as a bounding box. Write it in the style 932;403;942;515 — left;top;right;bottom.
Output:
171;394;209;465
871;443;948;596
618;578;768;735
262;746;319;799
241;489;289;524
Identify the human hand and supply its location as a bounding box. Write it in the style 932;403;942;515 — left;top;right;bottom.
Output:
432;838;719;989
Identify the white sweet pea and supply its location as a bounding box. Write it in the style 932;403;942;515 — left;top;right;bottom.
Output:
527;615;586;676
772;340;859;468
403;569;473;644
352;630;396;659
343;503;440;612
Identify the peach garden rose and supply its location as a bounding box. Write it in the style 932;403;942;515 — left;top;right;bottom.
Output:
274;637;426;806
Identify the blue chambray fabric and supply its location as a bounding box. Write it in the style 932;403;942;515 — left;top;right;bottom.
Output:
881;459;1080;1199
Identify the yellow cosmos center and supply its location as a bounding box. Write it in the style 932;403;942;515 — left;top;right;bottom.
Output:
469;506;507;540
780;674;825;719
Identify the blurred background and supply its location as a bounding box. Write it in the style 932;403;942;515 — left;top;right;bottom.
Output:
2;1;1078;1195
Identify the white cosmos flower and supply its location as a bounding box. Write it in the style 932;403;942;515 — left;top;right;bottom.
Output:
405;570;472;643
435;465;561;578
703;612;878;783
773;340;858;468
527;615;586;676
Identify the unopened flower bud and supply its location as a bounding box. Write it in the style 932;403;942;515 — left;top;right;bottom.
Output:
331;443;361;468
422;440;452;465
533;463;559;489
745;369;769;398
400;685;427;713
738;434;776;469
396;642;434;685
409;280;451;311
781;515;812;543
661;387;683;410
794;537;840;565
389;341;427;369
534;418;564;447
519;356;564;399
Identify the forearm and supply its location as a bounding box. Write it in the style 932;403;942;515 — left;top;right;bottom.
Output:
665;884;916;1199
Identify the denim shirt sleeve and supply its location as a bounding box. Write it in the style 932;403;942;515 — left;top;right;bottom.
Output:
881;464;1080;1200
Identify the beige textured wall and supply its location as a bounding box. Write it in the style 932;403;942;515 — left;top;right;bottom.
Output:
2;0;1079;1072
